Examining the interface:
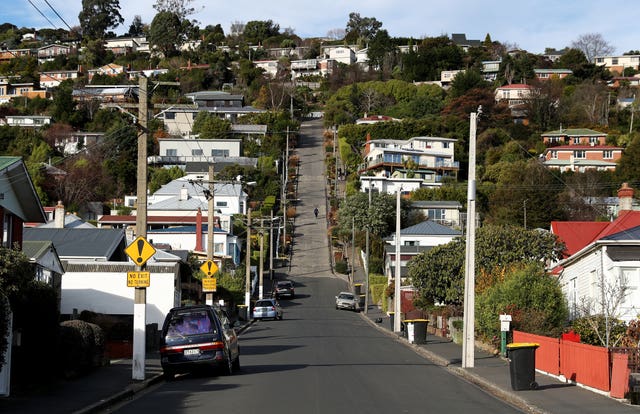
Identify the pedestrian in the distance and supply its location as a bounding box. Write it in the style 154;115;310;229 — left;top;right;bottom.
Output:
314;207;319;219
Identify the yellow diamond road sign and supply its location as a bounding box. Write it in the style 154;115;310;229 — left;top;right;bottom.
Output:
200;260;219;277
125;236;156;266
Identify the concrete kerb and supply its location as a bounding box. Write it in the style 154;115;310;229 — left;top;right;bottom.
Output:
359;312;548;414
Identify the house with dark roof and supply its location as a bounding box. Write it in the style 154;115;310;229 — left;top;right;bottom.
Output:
551;183;640;321
384;220;462;285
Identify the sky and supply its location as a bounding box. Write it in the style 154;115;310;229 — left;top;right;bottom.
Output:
5;0;640;55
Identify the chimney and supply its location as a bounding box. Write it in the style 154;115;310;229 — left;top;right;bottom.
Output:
618;182;635;212
179;186;189;201
55;200;65;228
195;208;203;252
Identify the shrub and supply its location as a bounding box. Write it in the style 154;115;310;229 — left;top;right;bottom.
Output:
476;263;568;342
335;260;348;274
571;315;627;347
58;320;105;378
0;293;9;371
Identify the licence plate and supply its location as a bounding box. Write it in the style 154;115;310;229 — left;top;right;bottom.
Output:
184;348;200;356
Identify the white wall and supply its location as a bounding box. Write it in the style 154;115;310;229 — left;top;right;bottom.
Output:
61;269;179;327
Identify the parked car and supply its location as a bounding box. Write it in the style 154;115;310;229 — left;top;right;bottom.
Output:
335;291;358;311
274;280;295;299
252;298;283;320
159;304;240;380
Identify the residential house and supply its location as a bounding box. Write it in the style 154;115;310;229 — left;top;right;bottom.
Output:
534;68;572;81
542;48;569;63
595;54;640;74
72;84;138;104
87;63;126;81
148;136;258;170
441;70;464;87
552;183;640;321
542;128;607;146
104;37;148;55
410;200;462;228
40;68;83;89
0;48;32;63
541;145;622;172
450;33;482;52
37;44;73;63
2;115;51;128
254;60;281;78
328;47;356;65
384;220;462;284
54;131;105;155
291;59;325;80
482;61;501;81
356;115;401;125
359;136;459;188
494;83;534;108
0;79;48;104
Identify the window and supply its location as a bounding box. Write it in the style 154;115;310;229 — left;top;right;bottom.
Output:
428;209;445;221
442;142;450;149
214;242;224;254
589;137;600;145
216;201;228;207
612;58;618;65
404;240;416;246
192;149;203;156
165;112;175;120
603;150;613;159
166;149;177;156
211;149;229;157
573;137;580;144
550;150;558;159
574;150;585;159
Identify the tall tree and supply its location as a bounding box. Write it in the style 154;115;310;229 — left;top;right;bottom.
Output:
148;11;183;57
571;33;615;63
127;15;145;36
78;0;124;40
242;20;280;45
344;12;382;45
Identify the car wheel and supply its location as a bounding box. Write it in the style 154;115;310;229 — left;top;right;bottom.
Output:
222;350;234;375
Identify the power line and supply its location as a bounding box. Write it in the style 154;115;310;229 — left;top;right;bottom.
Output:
26;0;59;29
43;0;73;31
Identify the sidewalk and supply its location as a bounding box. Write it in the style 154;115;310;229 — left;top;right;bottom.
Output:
358;304;640;414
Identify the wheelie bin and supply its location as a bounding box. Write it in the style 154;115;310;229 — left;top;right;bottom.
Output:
405;319;429;344
506;343;540;390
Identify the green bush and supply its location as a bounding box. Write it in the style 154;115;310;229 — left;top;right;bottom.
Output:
570;315;627;347
476;263;568;342
369;274;387;285
370;284;386;306
58;320;105;378
0;293;9;371
335;260;348;274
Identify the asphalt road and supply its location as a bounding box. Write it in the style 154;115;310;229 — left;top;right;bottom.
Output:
106;119;523;414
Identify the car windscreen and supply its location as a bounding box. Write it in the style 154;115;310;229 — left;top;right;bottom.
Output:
339;293;354;300
255;300;274;307
165;309;217;339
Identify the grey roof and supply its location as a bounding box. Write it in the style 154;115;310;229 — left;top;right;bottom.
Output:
185;91;244;101
411;200;462;209
22;240;65;274
602;225;640;240
396;220;462;236
148;196;208;212
38;213;96;229
23;228;127;260
154;178;245;197
0;156;47;223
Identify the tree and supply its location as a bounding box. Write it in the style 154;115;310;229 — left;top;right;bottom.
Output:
410;225;564;306
367;29;396;74
127;15;145;36
148;11;183;57
78;0;124;40
242;20;281;45
344;12;382;46
153;0;201;20
449;69;487;98
335;192;409;242
571;33;615;63
192;111;232;139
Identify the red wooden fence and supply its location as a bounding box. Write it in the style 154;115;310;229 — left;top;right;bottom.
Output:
513;330;610;392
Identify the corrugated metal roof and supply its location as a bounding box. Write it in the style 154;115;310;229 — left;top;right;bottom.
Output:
23;228;127;260
398;220;462;236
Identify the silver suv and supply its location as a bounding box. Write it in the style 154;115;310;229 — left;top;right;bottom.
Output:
335;291;358;311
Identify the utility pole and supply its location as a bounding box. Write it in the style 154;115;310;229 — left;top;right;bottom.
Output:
259;228;264;299
269;210;274;279
133;75;148;381
245;208;252;307
462;110;479;369
351;217;355;285
364;181;372;314
206;163;214;306
283;128;289;260
393;186;402;333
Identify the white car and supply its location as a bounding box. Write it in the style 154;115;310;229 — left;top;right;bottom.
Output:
335;291;358;311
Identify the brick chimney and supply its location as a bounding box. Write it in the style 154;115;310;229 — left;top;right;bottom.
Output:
618;182;635;212
195;208;203;252
54;200;65;228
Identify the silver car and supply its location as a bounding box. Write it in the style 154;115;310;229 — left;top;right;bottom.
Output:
252;298;283;320
335;291;358;311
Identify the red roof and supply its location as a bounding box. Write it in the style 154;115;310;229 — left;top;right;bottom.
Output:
497;83;532;89
544;145;623;150
551;210;640;256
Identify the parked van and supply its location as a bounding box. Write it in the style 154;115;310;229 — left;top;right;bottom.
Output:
159;305;240;379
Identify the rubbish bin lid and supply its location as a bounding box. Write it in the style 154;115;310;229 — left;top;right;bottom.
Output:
507;342;539;349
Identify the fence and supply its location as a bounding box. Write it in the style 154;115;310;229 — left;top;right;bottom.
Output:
513;330;622;394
